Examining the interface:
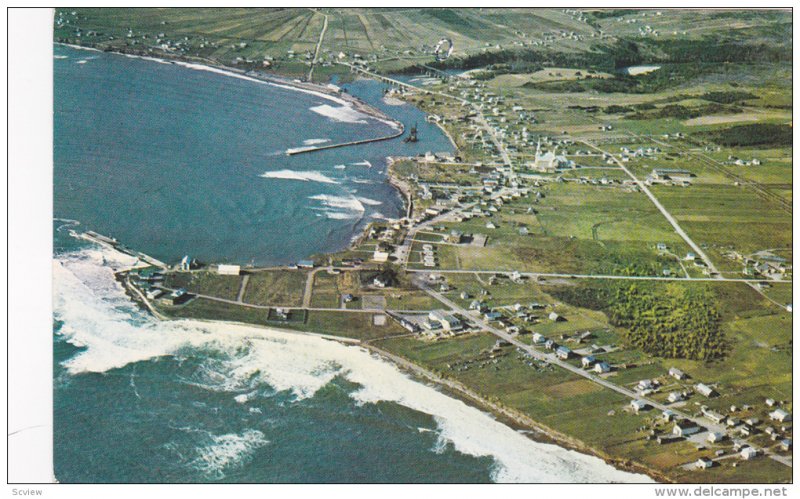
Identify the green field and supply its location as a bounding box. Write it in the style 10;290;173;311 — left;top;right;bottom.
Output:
242;270;307;307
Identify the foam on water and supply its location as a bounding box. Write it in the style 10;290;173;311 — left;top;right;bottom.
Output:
302;138;330;146
54;242;653;483
310;104;369;124
307;194;367;221
356;196;382;206
259;170;339;184
187;429;269;480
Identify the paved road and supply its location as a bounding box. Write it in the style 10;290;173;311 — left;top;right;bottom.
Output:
405;268;790;284
306;11;328;82
415;276;791;468
235;274;249;303
580;140;721;277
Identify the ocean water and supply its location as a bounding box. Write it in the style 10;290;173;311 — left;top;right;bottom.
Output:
54;44;453;267
53;45;653;483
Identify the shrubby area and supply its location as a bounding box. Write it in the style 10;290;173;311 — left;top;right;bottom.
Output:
698;124;793;148
551;282;725;361
608;284;724;361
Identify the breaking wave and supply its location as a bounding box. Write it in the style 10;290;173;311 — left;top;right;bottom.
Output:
308;194;367;221
302;138;330;146
53;241;653;483
310;104;368;124
180;428;269;480
259;170;339;184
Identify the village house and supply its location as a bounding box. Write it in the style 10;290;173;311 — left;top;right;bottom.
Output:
373;275;390;288
556;346;572;360
426;310;464;333
673;420;702;437
667;392;684;404
740;447;758;460
669;367;686;380
702;408;727;425
769;409;792;423
695;458;713;470
594;361;611;374
695;383;716;398
630;399;648;413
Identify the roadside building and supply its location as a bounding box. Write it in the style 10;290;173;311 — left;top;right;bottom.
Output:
427;310;464;333
695;383;716;398
594;361;611;374
667;392;684;403
217;264;241;276
373;249;390;263
555;346;572;360
669;367;686;380
695;458;713;470
769;409;792;423
740;447;758;460
673;420;701;437
630;399;648;413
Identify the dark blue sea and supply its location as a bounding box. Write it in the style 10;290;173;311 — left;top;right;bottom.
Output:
52;45;650;484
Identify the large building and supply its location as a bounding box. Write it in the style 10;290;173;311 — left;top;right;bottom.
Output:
530;140;574;172
425;310;464;333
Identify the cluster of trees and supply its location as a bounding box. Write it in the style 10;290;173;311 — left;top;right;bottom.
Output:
608;284;725;361
629;103;741;120
549;282;727;361
701;91;758;104
699;124;792;148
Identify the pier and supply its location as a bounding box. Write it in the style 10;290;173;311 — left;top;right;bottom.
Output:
80;230;168;269
286;125;405;155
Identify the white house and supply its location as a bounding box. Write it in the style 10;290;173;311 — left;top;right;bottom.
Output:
695;383;715;398
594;362;611;374
630;399;648;413
695;458;713;469
669;367;686;380
217;264;241;276
673;421;701;437
740;447;758;460
769;409;792;423
373;249;390;263
667;392;684;403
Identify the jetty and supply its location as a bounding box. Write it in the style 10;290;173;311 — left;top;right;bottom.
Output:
286;125;404;155
80;230;168;269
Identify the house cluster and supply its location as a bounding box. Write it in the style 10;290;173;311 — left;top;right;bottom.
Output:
725;156;762;167
422;309;465;335
646;168;695;186
619;146;661;162
740;253;791;280
420;244;437;268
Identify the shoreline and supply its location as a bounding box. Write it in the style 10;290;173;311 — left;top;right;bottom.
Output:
56;41;665;482
114;264;661;482
57;42;403;132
